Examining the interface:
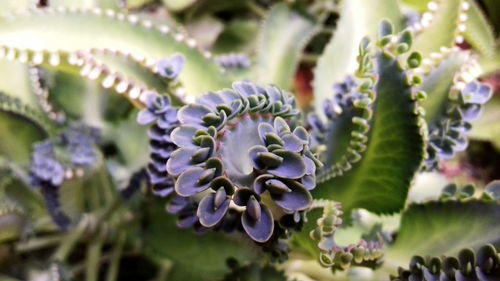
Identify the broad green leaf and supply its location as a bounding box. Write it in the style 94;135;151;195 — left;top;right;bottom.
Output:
386;199;500;266
256;3;318;89
0;10;229;97
313;0;402;117
143;199;260;281
111;111;149;170
464;0;496;58
0;60;38;109
412;0;462;58
314;51;425;215
420;52;468;125
0;95;49;164
479;47;500;74
0;0;36;13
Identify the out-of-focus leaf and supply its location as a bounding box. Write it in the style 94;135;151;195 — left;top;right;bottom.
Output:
313;0;402;117
213;20;259;54
464;0;496;58
143;199;260;281
469;95;500;149
255;3;317;89
0;10;229;97
420;52;468;125
162;0;197;12
386;199;500;266
185;16;224;49
411;0;462;58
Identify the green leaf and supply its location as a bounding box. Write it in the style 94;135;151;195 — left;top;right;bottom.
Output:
0;60;39;109
313;0;402;117
143;199;260;281
213;20;259;54
162;0;197;12
420;52;468;125
255;3;317;89
314;51;425;215
464;0;497;58
469;95;500;150
386;199;500;266
0;10;229;97
411;0;463;59
49;0;121;10
400;0;431;11
0;94;50;164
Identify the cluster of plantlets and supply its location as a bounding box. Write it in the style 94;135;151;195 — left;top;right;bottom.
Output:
0;0;498;280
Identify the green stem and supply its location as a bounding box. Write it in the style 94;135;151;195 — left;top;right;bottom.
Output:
245;1;266;17
85;230;106;281
105;231;126;281
15;234;65;252
155;261;173;281
52;217;88;262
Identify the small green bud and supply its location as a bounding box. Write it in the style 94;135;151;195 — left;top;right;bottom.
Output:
407;52;422;68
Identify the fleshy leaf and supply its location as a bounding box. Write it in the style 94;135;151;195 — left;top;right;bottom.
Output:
386;199;500;266
315;45;425;214
313;0;402;117
241;203;274;243
255;3;318;89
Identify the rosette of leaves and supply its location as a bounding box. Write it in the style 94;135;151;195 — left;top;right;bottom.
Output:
390;244;500;281
164;81;322;243
29;125;101;229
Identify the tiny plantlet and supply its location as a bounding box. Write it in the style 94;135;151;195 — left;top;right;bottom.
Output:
0;0;498;280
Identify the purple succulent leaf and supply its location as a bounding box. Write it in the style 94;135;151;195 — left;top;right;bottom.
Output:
157;54;185;79
270;179;312;212
253;174;274;194
282;133;303;152
175;167;212;197
258;123;276;143
301;175;316;190
273;117;291;135
196;92;226;111
166;147;197;176
197;193;230;227
293;127;309;144
462;82;492;104
171;126;198;148
241;203;274;243
233;187;259;207
166;196;191;214
462;104;482;121
304;156;316;175
248;145;269;170
178;104;211;127
137;109;157;125
267;150;306;179
177;212;199;229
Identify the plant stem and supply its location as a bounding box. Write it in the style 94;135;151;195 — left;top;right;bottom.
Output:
15;234;65;252
85;230;106;281
155;261;173;281
105;231;126;281
52;216;88;262
246;1;266;17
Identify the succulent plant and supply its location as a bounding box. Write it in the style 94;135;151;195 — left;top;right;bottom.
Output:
0;0;498;281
